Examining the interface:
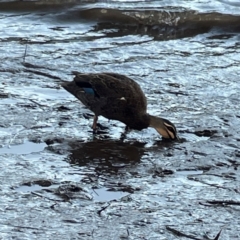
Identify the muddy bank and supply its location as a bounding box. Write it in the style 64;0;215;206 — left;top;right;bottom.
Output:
0;0;240;239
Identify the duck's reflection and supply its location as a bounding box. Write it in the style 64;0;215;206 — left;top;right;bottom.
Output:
67;139;146;174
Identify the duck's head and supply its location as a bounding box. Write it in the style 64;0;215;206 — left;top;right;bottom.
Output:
149;115;178;140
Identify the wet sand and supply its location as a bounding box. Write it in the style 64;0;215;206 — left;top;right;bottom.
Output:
0;1;240;239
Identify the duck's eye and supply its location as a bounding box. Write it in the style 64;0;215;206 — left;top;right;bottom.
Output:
163;122;177;139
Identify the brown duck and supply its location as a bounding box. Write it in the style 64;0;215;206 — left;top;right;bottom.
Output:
61;72;178;140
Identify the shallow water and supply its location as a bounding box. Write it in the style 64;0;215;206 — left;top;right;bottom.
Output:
0;0;240;239
0;140;46;154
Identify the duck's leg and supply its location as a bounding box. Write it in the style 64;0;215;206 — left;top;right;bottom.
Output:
92;115;98;133
120;125;131;140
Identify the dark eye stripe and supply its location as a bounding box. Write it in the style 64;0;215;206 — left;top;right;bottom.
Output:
163;122;176;139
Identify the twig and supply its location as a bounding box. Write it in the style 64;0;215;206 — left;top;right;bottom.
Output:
23;69;61;80
127;228;130;237
166;225;224;240
29;99;48;107
31;191;67;203
213;229;223;240
92;187;99;196
97;203;110;216
23;44;28;63
187;176;237;192
206;200;240;206
166;226;202;240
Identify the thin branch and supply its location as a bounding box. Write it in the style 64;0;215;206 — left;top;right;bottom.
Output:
166;226;203;240
31;191;69;203
97;203;110;216
23;44;28;63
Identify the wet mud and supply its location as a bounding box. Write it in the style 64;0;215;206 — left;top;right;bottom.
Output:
0;0;240;239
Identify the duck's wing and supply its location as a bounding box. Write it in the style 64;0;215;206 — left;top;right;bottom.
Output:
68;73;147;123
73;72;144;101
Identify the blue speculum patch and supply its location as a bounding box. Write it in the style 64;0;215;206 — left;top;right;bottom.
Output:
83;88;95;95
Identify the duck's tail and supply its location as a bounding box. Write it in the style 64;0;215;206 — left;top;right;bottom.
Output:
61;81;77;96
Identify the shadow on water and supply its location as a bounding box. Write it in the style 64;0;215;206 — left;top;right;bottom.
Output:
65;139;147;174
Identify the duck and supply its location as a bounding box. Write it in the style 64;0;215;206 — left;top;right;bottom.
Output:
61;72;178;140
